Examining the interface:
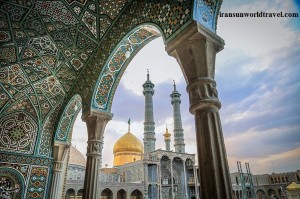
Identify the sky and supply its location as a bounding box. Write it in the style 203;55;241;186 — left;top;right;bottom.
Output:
71;0;300;174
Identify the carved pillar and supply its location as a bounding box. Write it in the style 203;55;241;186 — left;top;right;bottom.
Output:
171;159;174;199
50;142;70;199
166;21;232;199
82;111;113;199
183;160;188;199
193;166;200;199
158;160;162;199
144;162;149;199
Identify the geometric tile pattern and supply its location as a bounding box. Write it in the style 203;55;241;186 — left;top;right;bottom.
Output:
82;11;97;38
193;0;223;32
0;112;38;154
38;102;63;157
35;1;78;26
0;64;29;89
0;153;53;167
26;167;48;199
0;0;222;197
28;36;58;56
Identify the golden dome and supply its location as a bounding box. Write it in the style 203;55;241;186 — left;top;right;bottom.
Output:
286;182;300;190
163;128;171;140
69;146;86;167
113;131;143;154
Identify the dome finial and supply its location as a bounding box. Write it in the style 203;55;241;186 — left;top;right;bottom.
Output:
173;80;176;91
128;118;131;132
147;69;149;81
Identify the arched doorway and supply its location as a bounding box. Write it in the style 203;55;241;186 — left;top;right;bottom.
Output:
65;188;75;199
101;188;113;199
268;189;277;198
257;189;266;199
131;189;143;199
77;189;83;199
117;189;127;199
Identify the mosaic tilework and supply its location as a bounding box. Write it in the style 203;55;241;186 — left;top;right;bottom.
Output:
1;2;28;22
0;154;52;167
66;0;87;5
56;64;77;92
0;167;25;199
82;11;97;38
0;163;30;181
0;112;38;154
99;0;128;20
26;167;48;199
55;95;82;142
0;64;29;88
28;36;58;56
0;46;17;66
23;19;46;35
0;31;12;42
99;17;111;38
38;102;63;157
193;0;222;32
35;1;78;26
33;76;65;106
0;86;10;108
21;59;51;83
6;97;38;119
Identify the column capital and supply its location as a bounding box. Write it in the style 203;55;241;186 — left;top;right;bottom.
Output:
53;142;70;163
166;21;224;56
165;21;224;82
82;110;113;140
82;109;113;122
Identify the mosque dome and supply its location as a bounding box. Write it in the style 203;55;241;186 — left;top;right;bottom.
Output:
113;130;143;166
113;132;143;154
69;146;86;167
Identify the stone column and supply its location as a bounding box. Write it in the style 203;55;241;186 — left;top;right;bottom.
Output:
166;21;232;199
144;162;149;199
82;111;113;199
50;142;70;199
183;160;188;199
193;166;200;199
158;160;162;199
171;159;174;199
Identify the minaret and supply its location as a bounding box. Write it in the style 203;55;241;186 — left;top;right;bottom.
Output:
143;70;156;153
170;81;185;153
163;126;171;151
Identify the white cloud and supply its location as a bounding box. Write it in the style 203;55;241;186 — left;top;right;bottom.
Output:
121;38;184;96
218;0;298;57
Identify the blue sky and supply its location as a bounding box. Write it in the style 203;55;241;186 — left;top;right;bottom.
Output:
72;0;300;174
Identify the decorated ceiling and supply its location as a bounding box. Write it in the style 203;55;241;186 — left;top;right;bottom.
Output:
0;0;222;198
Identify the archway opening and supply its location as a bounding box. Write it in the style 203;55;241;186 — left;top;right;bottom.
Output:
65;188;75;199
117;189;126;199
131;189;143;199
101;188;113;199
